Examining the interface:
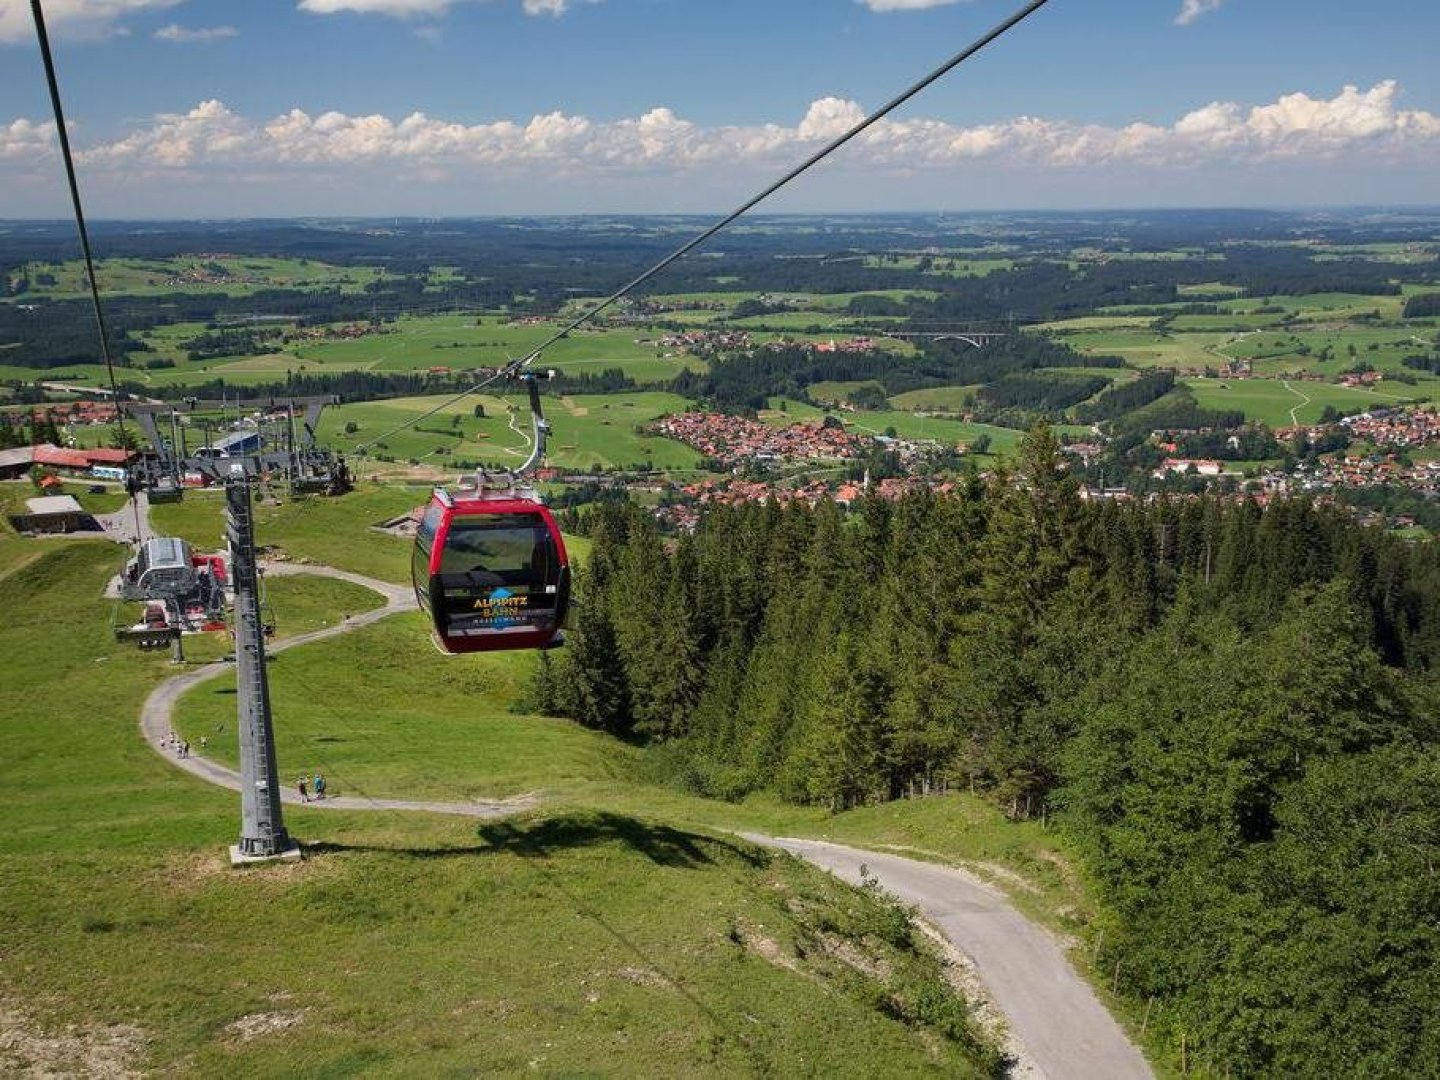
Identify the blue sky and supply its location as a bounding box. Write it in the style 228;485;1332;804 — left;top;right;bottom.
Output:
2;0;1437;217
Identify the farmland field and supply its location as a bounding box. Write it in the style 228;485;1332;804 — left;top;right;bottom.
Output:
289;315;707;381
887;385;982;411
319;390;701;474
7;256;385;300
1036;315;1159;333
1183;377;1423;427
0;314;710;392
1177;282;1245;297
1053;330;1219;369
759;401;1023;456
806;380;884;403
860;255;1015;276
1217;292;1406;320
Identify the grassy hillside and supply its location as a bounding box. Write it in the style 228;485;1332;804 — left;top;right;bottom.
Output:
0;538;1025;1075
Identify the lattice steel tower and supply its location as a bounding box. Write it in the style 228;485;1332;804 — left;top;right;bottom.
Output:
225;478;295;861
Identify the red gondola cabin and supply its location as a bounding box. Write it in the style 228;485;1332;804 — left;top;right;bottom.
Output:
413;489;570;653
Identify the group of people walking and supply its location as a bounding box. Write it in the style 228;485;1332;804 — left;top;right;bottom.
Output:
162;729;329;804
297;772;327;802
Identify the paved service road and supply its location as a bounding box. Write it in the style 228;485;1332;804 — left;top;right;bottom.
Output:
94;491;155;546
745;835;1153;1080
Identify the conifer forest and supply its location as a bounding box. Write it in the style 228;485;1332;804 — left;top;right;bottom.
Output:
538;427;1440;1076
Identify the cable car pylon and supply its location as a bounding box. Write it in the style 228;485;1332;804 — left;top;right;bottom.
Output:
226;477;299;863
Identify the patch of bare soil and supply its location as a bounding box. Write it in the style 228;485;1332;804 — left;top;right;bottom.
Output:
613;965;670;987
1033;848;1082;891
223;1010;307;1042
815;931;892;983
150;850;230;891
149;849;331;897
0;1002;146;1078
728;917;801;976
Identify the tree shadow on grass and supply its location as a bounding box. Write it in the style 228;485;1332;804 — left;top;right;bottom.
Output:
476;810;769;870
304;810;769;871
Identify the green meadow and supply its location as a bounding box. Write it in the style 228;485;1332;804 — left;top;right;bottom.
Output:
1071;248;1220;263
846;411;1026;453
887;385;983;412
1183;377;1420;427
642;289;939;312
1165;313;1295;331
1309;243;1439;264
1176;282;1245;297
319;390;702;474
1036;315;1159;333
1218;292;1405;320
860;255;1016;276
804;379;883;403
1042;315;1440;401
150;483;422;584
0;479;127;518
290;314;707;382
1052;330;1219;369
50;388;707;480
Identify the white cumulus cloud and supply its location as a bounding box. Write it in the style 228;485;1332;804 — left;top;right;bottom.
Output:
79;98;253;168
296;0;597;16
859;0;967;11
0;116;58;159
1175;0;1223;26
0;0;182;44
7;81;1432;190
798;97;868;140
153;23;238;42
297;0;454;15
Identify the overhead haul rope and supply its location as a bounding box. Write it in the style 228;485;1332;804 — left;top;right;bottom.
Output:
30;0;145;540
357;0;1053;455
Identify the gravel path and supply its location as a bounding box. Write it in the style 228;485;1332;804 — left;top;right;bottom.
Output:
138;562;535;819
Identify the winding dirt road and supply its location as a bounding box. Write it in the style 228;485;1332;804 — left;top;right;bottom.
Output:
136;552;1151;1078
138;562;535;819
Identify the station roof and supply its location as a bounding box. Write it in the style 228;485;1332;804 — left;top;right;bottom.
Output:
30;444;135;468
25;495;84;515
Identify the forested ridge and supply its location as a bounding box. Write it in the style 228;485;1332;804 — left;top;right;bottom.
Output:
535;427;1440;1076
